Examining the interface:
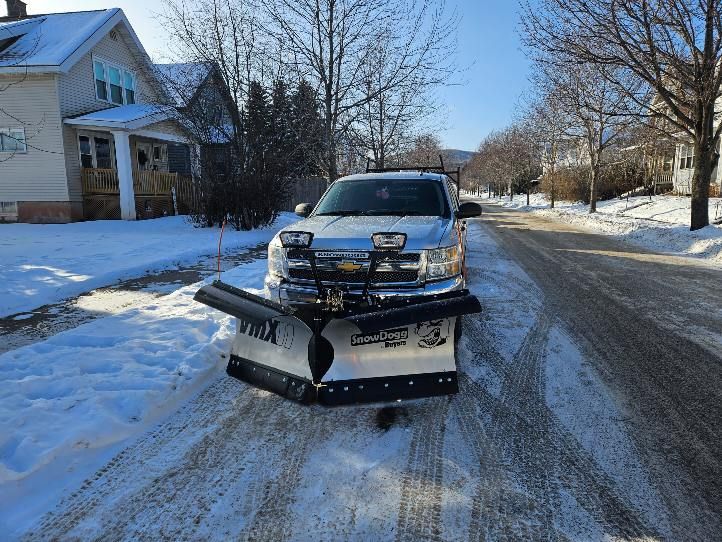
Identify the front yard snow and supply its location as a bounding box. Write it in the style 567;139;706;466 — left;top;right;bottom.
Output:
0;259;268;486
474;193;722;265
0;214;296;318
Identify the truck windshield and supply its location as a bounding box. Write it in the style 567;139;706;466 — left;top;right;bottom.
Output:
314;179;449;217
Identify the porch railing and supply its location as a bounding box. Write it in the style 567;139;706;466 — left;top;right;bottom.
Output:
133;170;180;195
81;168;119;194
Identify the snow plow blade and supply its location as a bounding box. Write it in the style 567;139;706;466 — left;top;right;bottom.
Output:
194;281;319;403
194;282;481;405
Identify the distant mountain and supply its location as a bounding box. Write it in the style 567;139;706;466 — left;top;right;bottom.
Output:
441;149;476;168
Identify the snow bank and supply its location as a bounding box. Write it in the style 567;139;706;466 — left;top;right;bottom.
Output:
0;259;268;484
481;194;722;265
0;214;296;318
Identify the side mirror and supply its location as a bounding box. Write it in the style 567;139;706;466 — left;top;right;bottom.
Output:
294;203;313;218
457;202;482;219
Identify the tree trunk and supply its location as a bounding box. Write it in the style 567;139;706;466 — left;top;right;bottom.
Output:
589;158;599;213
550;176;555;209
690;100;716;230
691;140;713;230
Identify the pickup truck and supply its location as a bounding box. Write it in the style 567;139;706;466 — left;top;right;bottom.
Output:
264;171;482;306
194;170;482;405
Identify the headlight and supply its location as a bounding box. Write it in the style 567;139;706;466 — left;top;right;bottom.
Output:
268;244;287;279
279;231;313;247
426;245;461;280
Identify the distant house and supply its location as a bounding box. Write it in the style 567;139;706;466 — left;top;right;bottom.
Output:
0;2;193;222
154;61;237;178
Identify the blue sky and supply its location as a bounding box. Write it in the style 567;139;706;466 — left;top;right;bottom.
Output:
16;1;531;151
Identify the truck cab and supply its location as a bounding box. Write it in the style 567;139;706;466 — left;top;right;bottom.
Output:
265;171;482;305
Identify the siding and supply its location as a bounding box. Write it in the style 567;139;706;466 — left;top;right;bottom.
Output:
0;74;68;202
58;23;167;118
142;119;186;138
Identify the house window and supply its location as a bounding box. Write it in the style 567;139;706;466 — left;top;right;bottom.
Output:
93;58;136;105
0;127;26;152
95;137;112;168
79;136;93;167
0;201;18;220
680;145;695;169
124;71;135;104
79;134;114;169
94;60;108;101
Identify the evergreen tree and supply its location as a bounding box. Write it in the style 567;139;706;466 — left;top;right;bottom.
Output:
291;80;324;177
269;79;294;181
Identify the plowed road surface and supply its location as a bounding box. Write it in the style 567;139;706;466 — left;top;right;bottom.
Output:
22;204;722;541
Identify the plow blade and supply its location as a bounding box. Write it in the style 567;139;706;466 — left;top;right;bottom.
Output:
345;291;481;333
195;282;481;405
194;282;319;403
318;316;459;405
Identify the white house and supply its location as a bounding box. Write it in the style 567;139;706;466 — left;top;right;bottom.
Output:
671;140;722;195
0;2;193;222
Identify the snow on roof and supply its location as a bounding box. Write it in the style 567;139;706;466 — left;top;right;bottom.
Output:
64;104;176;129
0;10;116;68
0;9;148;73
154;62;213;106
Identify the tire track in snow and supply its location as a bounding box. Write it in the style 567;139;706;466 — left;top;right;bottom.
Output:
394;396;449;542
461;311;658;540
25;376;245;541
24;377;323;541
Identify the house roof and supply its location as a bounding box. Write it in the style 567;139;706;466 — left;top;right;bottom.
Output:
64;104;176;130
0;8;148;73
154;62;214;106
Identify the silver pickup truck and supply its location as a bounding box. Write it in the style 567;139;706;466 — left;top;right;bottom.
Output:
194;169;482;405
265;171;482;304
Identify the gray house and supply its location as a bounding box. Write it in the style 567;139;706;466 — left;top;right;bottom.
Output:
0;2;193;222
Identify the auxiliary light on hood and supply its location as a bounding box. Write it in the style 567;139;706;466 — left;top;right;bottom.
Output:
280;231;314;248
372;232;407;250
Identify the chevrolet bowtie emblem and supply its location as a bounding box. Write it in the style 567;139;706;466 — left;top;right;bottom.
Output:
336;261;363;273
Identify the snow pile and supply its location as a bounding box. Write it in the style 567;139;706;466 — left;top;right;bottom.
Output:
0;259;267;484
0;214;296;318
482;194;722;265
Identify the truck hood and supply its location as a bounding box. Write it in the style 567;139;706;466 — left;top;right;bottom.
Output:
287;215;453;251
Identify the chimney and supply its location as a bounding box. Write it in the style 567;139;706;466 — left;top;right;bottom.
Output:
6;0;27;18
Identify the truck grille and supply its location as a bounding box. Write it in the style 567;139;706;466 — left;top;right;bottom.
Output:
288;269;418;284
286;250;421;285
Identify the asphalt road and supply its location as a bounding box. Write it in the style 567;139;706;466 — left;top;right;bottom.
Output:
477;202;722;540
20;204;721;541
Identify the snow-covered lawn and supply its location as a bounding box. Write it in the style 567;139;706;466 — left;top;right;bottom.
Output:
0;215;296;318
475;193;722;265
0;258;267;489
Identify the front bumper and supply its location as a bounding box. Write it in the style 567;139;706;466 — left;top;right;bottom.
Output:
265;274;465;305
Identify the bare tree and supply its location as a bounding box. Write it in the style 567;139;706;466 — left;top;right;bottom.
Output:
161;0;293;229
398;132;443;166
268;0;457;180
522;0;722;229
522;86;573;208
536;63;641;212
347;1;457;168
